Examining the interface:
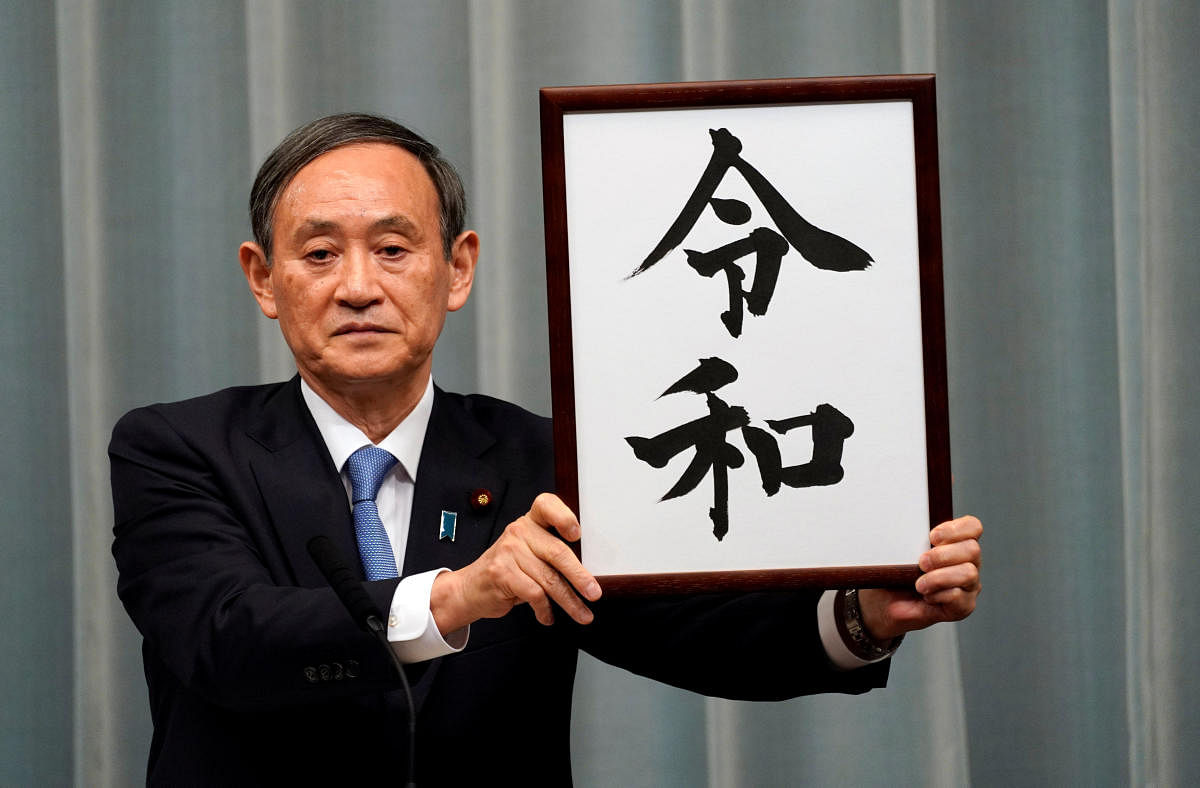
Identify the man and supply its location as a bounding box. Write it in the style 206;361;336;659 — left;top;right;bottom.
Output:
111;113;981;786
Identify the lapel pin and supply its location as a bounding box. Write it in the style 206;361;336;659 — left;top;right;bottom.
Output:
470;488;493;513
439;510;457;542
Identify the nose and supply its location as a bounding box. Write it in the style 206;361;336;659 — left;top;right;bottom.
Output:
334;247;383;308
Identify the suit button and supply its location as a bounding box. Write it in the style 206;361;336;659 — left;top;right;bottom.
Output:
319;664;331;681
332;662;344;680
303;666;318;683
345;660;360;678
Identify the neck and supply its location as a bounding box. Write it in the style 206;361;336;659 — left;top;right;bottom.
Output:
301;369;429;444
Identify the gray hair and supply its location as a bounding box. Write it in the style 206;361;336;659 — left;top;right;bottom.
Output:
248;112;466;260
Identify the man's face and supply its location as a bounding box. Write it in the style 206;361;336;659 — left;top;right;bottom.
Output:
240;143;477;395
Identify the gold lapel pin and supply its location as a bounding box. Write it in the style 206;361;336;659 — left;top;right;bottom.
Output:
469;488;493;513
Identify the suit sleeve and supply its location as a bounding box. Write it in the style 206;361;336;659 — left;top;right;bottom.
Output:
109;405;416;711
571;590;889;702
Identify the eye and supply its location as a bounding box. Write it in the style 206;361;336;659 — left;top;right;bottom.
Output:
305;248;335;263
380;245;406;257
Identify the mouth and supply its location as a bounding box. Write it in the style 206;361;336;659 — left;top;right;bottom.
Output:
333;322;393;336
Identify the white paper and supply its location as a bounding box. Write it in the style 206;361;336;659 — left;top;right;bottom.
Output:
562;100;931;576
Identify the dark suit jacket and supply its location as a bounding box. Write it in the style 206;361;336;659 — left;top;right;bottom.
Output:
110;377;888;786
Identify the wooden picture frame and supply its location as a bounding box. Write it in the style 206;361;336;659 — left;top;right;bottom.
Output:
540;75;950;595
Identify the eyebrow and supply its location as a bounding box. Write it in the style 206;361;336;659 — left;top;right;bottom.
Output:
294;219;339;239
370;215;422;239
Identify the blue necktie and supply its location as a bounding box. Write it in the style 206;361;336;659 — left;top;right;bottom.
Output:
345;446;399;581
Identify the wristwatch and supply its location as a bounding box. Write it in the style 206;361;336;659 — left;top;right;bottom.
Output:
836;588;903;662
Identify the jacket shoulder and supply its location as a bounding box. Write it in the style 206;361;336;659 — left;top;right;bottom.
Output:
455;392;549;429
436;390;554;477
110;381;295;452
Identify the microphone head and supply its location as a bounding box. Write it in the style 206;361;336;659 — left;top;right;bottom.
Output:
306;535;384;633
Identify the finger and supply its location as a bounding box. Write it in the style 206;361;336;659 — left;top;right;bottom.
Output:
514;549;595;625
917;587;977;619
530;522;604;602
507;572;557;626
495;520;599;621
930;515;982;547
919;586;971;606
914;562;980;596
520;518;602;602
919;539;981;572
498;519;601;603
527;492;581;542
479;541;557;624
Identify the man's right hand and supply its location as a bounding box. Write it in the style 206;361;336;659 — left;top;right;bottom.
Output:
429;493;602;634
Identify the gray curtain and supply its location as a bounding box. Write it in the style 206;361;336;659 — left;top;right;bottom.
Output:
3;1;1196;785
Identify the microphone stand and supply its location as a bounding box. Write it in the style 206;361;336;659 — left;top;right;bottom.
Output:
308;536;418;788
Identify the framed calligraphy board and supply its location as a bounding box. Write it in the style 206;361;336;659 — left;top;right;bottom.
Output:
540;75;950;594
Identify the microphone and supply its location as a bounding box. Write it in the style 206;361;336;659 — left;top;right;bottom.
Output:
307;535;386;634
307;535;418;787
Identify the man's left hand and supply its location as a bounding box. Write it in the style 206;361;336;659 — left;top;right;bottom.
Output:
858;515;982;641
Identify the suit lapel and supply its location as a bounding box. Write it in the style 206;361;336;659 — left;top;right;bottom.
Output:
246;377;359;587
402;389;510;710
403;388;508;576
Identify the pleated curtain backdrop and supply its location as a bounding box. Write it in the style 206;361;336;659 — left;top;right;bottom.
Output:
2;1;1196;785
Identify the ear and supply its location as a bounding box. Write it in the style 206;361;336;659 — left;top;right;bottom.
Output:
446;230;479;312
239;241;278;319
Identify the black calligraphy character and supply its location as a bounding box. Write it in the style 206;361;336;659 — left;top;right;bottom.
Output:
685;227;790;337
631;128;873;337
741;404;855;495
635;128;874;276
625;358;748;541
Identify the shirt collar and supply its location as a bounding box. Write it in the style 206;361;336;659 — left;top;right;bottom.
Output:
300;376;434;482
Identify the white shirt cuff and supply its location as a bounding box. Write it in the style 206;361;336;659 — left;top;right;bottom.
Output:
818;589;885;670
386;568;469;663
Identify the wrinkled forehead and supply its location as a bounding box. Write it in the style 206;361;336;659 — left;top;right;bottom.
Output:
273;143;440;233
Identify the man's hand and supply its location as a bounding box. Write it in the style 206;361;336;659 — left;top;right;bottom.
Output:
858;515;982;641
429;493;602;635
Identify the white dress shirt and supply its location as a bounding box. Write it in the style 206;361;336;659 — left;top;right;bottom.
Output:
300;377;880;670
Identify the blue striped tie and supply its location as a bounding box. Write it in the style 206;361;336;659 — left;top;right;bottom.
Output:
345;446;399;580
